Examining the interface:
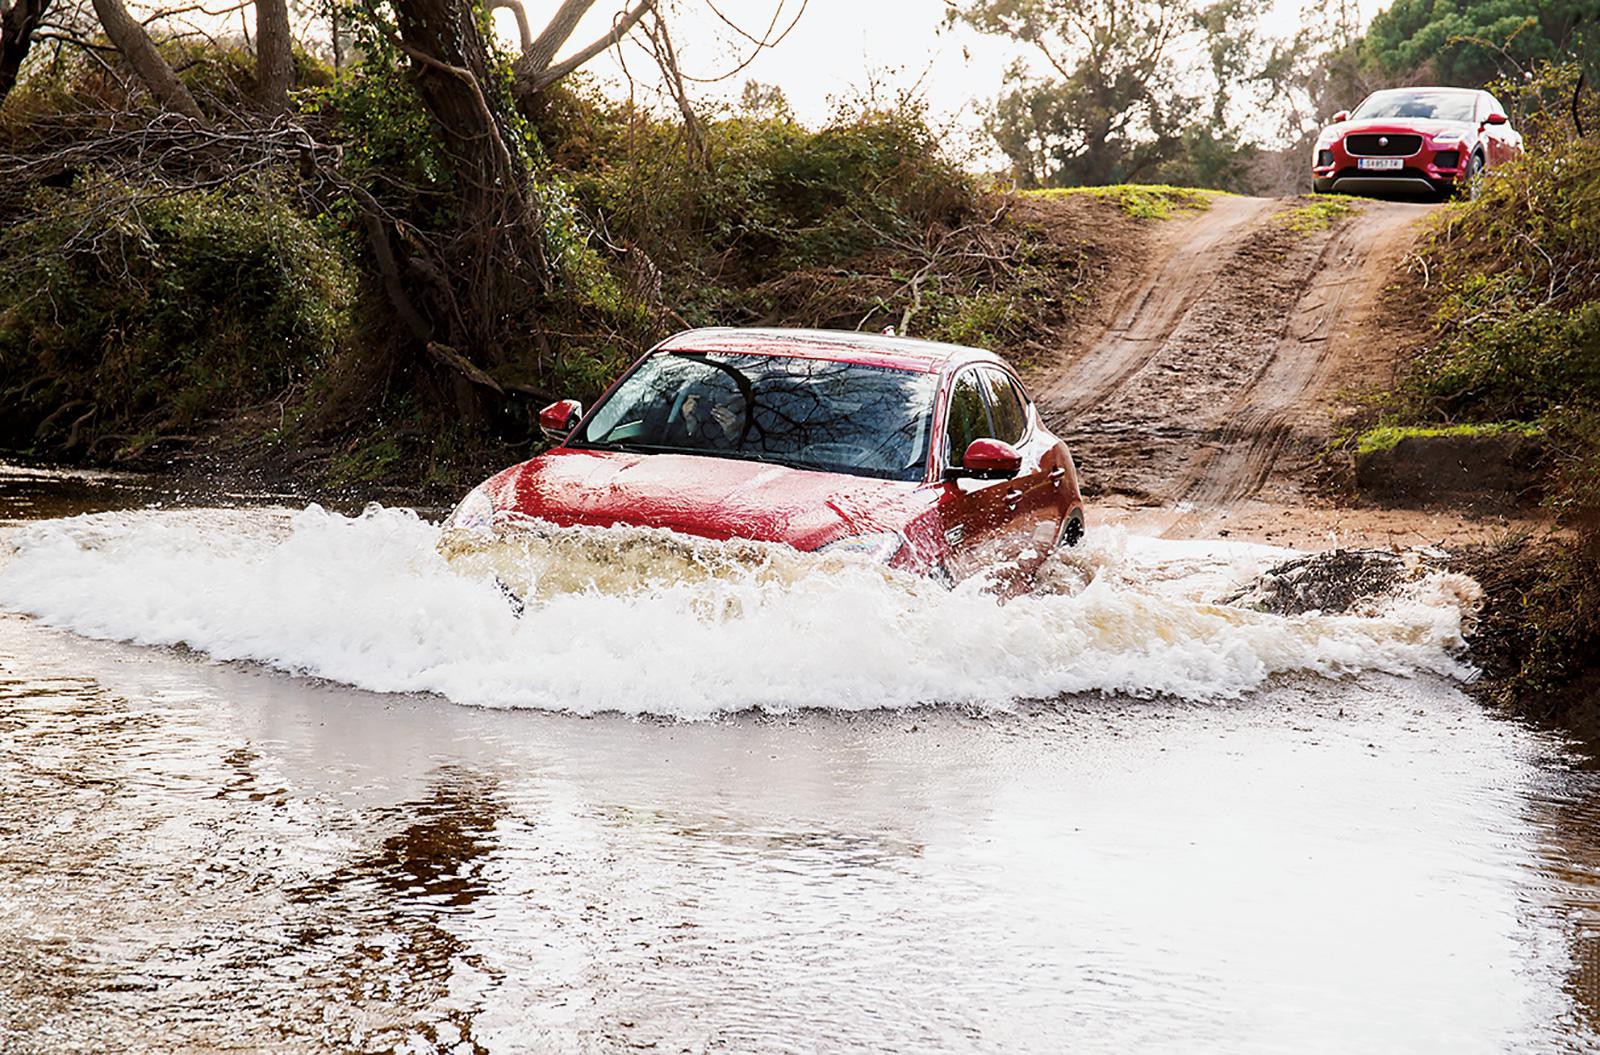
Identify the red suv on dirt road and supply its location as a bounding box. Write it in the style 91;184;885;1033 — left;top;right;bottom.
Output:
441;328;1086;585
1312;87;1523;198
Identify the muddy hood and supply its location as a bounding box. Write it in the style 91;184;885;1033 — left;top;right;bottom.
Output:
485;448;928;550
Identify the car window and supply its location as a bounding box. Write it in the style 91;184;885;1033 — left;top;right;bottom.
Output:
1352;89;1476;123
978;369;1028;444
1484;92;1508;122
945;372;992;467
575;351;940;482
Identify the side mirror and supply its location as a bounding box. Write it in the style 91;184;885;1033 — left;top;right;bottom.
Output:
538;399;582;441
951;438;1022;480
1485;111;1508;126
1331;110;1350;123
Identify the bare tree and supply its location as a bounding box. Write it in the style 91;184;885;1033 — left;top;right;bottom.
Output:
0;0;53;106
256;0;293;113
90;0;205;120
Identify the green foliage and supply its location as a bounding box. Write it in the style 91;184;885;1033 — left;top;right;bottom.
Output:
549;94;973;283
1275;195;1357;234
1362;0;1599;87
1023;183;1216;219
1354;421;1541;455
959;0;1199;187
1380;63;1600;715
0;180;356;453
1399;70;1600;425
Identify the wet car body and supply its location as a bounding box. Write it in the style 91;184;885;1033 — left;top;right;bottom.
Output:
1312;86;1523;198
442;328;1086;583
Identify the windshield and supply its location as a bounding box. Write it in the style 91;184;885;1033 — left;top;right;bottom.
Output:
1353;89;1476;123
572;351;940;482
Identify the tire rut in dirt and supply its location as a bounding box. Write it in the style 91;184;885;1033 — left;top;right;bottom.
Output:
1047;201;1337;504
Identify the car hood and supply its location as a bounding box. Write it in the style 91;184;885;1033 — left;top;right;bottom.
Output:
1330;117;1474;137
484;447;933;550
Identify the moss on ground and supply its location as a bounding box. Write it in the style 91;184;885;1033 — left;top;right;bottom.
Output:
1277;195;1359;234
1021;184;1220;220
1354;421;1542;456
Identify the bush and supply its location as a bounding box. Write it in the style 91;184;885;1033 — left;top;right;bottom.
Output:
0;180;357;456
534;88;975;285
1383;63;1600;722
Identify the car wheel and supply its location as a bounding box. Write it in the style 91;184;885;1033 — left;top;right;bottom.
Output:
1464;151;1486;200
495;576;526;617
1058;511;1085;549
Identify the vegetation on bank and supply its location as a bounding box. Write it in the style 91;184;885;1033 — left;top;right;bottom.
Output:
1372;64;1600;723
0;31;1113;492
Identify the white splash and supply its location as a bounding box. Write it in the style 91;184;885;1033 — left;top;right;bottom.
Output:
0;505;1475;716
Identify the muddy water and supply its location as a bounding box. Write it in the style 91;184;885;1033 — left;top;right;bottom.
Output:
2;468;1600;1053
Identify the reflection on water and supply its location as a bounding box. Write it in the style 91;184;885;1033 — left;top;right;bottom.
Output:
3;614;1600;1053
1527;763;1600;1043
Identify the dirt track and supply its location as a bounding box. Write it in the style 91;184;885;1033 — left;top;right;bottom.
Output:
1027;195;1521;548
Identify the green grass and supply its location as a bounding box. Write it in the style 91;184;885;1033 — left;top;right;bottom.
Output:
1022;184;1223;220
1276;195;1360;234
1355;421;1543;456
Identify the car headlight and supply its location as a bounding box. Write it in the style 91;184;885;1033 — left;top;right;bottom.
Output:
1431;132;1463;144
1315;130;1340;148
816;530;904;564
443;484;495;536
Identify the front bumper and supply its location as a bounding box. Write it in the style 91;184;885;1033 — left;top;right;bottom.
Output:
1312;140;1467;196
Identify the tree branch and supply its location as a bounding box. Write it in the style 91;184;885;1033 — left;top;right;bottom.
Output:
519;0;652;94
487;0;530;52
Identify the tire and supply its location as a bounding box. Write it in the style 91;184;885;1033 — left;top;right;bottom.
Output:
495;576;526;617
1462;152;1486;200
1058;511;1085;549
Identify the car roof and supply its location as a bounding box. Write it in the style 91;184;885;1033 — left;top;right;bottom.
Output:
1365;86;1478;97
655;327;1006;374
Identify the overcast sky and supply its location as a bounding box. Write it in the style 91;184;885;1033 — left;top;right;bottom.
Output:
494;0;1393;154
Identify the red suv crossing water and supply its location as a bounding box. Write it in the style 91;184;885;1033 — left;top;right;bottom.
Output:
442;328;1086;583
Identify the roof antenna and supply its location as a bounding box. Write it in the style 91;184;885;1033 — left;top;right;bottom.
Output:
881;326;897;337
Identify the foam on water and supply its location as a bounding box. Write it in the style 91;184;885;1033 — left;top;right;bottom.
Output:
0;504;1476;716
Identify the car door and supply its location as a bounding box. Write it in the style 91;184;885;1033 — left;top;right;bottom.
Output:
974;367;1061;564
1480;91;1514;167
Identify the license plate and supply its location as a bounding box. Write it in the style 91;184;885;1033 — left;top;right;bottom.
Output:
1358;157;1404;171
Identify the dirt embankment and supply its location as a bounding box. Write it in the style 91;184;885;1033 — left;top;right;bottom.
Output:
1025;193;1547;550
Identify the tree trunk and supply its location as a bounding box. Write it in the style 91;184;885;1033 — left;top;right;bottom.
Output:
255;0;294;114
387;0;550;388
0;0;52;107
90;0;205;120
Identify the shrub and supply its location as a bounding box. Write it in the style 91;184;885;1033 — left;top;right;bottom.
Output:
0;180;357;456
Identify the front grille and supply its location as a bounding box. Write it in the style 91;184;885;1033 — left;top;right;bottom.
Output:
1345;133;1422;157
